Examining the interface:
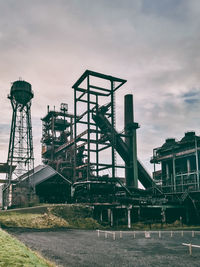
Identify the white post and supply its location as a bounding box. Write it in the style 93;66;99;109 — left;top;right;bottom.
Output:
181;231;184;237
159;231;161;238
105;232;108;238
120;231;122;238
133;231;136;238
145;231;150;238
97;230;100;237
189;244;192;255
113;232;116;240
192;231;195;237
170;231;173;237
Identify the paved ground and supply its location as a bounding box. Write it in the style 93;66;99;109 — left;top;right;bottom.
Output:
7;229;200;267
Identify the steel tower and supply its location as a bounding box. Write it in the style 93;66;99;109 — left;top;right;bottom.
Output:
3;80;34;207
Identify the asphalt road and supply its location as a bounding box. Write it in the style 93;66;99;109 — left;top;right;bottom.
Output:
7;229;200;267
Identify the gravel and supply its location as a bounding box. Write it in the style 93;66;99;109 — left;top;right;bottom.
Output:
7;229;200;267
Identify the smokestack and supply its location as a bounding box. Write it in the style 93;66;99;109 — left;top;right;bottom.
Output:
124;94;138;188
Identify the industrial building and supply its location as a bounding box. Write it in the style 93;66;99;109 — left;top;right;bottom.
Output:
1;70;200;226
151;131;200;223
12;165;71;206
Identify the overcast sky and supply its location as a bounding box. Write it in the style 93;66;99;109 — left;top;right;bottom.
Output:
0;0;200;175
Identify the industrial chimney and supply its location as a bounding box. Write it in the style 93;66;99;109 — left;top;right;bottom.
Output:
124;94;139;188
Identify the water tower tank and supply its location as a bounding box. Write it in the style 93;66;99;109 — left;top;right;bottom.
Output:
10;80;34;105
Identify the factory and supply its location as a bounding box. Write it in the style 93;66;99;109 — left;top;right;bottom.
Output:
0;70;200;226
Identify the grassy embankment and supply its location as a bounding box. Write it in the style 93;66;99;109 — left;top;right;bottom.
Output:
0;204;199;230
0;204;101;229
0;229;55;266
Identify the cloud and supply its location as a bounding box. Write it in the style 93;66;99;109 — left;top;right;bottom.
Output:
0;0;200;176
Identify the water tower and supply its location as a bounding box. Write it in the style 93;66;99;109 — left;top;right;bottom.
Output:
3;80;34;207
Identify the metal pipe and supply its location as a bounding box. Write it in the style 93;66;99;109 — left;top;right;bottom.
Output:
111;81;116;179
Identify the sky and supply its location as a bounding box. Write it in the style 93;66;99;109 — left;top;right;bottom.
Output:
0;0;200;176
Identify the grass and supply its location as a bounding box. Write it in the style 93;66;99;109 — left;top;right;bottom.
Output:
1;204;196;231
50;205;101;229
0;204;101;229
0;229;55;267
0;212;69;229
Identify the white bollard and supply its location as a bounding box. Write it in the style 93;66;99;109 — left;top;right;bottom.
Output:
192;231;195;237
170;231;173;237
145;231;151;238
159;231;161;238
113;232;116;241
97;230;100;237
133;231;136;239
181;231;184;237
105;232;108;238
120;231;122;238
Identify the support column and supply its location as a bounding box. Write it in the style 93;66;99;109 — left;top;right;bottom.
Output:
111;81;115;179
100;210;103;222
127;205;132;229
73;89;77;182
107;208;113;226
166;163;169;180
172;156;176;192
110;209;113;227
187;159;191;174
87;75;90;180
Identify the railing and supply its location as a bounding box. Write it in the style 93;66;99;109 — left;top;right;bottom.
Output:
97;230;200;255
159;172;200;194
96;230;197;240
182;243;200;255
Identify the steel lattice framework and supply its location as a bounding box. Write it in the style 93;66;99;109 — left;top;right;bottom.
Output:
7;100;34;179
3;80;34;207
72;70;127;182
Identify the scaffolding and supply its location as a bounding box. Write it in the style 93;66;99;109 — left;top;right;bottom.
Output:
72;70;127;182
